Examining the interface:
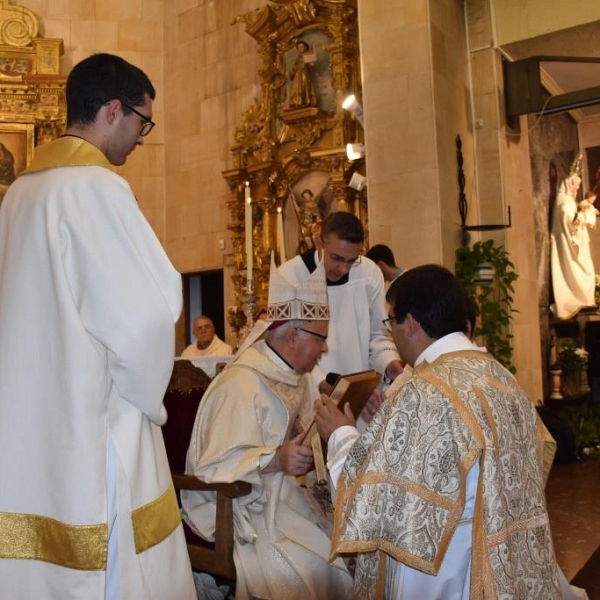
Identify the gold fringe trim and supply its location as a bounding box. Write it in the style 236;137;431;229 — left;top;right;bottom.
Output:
132;481;181;554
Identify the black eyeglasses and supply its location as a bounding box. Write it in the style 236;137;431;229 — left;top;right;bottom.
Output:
121;101;155;137
382;315;400;333
295;327;328;343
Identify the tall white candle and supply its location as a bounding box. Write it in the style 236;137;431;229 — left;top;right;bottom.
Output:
244;182;253;283
277;207;286;264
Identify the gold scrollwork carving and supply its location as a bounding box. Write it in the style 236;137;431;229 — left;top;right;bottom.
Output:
224;0;366;314
0;2;66;147
0;0;38;47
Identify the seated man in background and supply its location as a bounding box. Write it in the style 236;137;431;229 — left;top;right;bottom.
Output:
181;314;233;357
279;211;402;394
182;259;353;600
314;264;586;600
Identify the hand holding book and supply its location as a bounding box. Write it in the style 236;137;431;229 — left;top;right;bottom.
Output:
303;370;382;447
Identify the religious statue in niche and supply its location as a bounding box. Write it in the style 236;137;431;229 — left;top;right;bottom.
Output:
290;188;321;251
288;40;317;108
285;172;336;254
284;30;336;114
550;155;598;319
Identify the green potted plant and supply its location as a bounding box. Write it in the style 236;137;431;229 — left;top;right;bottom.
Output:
455;239;519;373
558;343;588;397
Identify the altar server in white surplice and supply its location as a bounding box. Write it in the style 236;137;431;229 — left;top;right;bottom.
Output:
182;258;353;600
0;54;195;599
279;211;403;422
314;265;587;600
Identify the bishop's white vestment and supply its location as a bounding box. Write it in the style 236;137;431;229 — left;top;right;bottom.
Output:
182;340;353;600
0;137;195;599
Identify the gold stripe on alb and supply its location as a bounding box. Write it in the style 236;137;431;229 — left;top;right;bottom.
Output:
0;512;107;570
132;482;181;554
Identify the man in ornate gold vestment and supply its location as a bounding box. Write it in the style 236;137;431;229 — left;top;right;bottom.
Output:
182;259;353;599
315;264;587;600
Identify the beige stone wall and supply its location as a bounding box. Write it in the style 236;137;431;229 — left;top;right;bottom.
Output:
359;0;544;400
19;0;167;242
360;0;443;267
17;0;265;349
361;0;473;269
163;1;264;348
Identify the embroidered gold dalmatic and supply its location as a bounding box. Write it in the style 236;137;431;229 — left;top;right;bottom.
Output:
332;350;562;600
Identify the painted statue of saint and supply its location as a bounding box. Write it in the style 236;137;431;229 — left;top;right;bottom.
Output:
288;40;317;109
550;158;597;319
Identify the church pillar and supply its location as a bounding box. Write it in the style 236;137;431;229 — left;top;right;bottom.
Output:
359;0;543;401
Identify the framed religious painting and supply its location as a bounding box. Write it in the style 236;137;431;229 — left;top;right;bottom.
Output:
0;123;34;205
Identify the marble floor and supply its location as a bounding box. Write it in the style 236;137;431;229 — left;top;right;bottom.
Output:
546;457;600;595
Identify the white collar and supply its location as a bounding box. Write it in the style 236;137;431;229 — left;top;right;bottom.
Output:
415;332;484;366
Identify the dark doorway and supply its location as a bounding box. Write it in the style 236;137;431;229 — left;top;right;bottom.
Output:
182;270;225;344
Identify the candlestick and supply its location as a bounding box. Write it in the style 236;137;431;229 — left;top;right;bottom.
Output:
244;182;253;285
277;207;286;264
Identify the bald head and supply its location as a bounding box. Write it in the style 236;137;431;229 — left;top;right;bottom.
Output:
192;315;216;349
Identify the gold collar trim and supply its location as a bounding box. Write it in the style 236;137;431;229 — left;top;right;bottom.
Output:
23;136;112;175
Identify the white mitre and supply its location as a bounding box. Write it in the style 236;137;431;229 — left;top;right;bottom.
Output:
266;254;329;322
233;255;328;358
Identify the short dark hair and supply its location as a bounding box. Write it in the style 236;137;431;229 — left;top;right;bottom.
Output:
66;53;156;126
386;264;468;339
365;244;396;267
464;292;477;335
321;211;364;244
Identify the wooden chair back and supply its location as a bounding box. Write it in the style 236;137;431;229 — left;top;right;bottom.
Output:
162;359;250;582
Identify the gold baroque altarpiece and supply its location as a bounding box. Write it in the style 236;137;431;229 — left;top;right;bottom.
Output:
0;0;65;153
223;0;366;336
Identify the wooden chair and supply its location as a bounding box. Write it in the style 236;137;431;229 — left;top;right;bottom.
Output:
162;359;251;581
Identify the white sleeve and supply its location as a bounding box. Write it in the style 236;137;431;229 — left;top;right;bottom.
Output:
62;173;182;424
365;260;401;374
326;425;360;502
